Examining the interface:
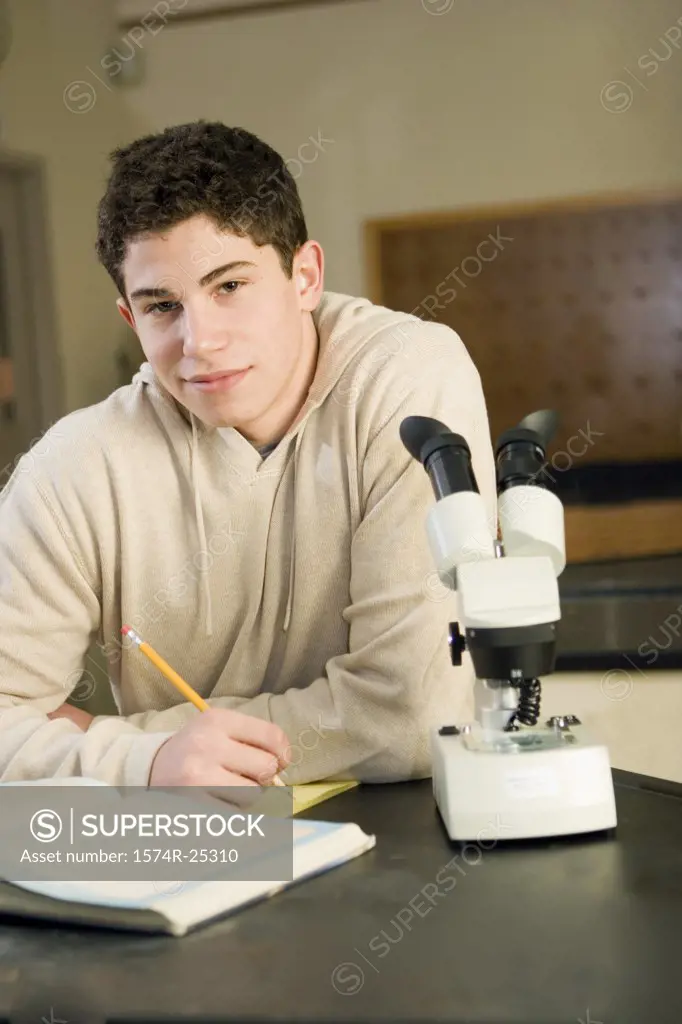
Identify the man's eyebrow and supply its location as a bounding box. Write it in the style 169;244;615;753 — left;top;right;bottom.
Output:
199;260;257;287
129;261;257;302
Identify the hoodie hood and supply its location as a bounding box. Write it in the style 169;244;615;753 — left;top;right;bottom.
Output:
131;291;416;433
130;291;429;638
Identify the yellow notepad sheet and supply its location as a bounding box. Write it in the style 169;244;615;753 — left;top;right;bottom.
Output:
292;780;359;815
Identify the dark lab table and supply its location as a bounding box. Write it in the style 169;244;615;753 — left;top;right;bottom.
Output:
1;769;682;1023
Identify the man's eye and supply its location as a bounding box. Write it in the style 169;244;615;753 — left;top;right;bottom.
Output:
146;301;179;316
219;281;242;294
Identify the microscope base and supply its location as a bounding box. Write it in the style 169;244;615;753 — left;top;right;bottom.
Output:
431;725;618;841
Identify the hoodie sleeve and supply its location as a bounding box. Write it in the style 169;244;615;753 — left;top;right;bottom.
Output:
0;465;173;784
120;339;497;785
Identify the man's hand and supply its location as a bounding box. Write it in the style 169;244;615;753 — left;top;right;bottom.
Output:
148;708;290;787
47;704;94;730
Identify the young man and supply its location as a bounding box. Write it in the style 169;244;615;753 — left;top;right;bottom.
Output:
0;121;495;787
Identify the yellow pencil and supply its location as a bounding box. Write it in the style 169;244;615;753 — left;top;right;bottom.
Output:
121;625;284;786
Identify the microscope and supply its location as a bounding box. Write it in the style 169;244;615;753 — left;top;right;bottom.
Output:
400;410;617;842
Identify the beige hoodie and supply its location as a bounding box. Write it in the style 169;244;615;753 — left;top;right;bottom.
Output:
0;292;496;785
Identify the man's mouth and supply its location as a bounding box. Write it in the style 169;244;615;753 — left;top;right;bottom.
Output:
186;368;251;393
188;368;248;382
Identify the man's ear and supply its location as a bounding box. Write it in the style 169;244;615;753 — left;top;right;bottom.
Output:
117;297;136;331
294;240;324;311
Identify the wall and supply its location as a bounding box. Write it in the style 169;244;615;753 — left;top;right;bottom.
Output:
2;0;681;411
543;671;682;783
119;0;682;296
4;0;679;413
0;0;150;413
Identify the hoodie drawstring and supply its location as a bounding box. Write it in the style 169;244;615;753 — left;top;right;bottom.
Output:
190;413;213;637
282;430;304;633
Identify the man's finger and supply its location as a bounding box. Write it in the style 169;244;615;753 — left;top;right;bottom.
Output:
218;737;280;785
47;705;94;730
172;767;260;790
205;710;290;766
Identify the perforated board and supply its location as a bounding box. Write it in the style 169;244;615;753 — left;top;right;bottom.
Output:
367;194;682;464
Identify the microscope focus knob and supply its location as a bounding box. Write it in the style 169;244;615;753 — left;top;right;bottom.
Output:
546;715;582;730
449;622;466;666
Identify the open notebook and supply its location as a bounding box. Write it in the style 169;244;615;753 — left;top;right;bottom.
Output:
0;778;370;936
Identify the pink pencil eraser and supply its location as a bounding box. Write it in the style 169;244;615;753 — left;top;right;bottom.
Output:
120;625;130;636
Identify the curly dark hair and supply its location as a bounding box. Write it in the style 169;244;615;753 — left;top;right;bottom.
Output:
96;121;309;297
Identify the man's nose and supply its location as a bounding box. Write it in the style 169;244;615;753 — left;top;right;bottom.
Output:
182;304;228;356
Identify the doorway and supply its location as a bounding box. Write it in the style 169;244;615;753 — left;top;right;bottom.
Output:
0;154;63;486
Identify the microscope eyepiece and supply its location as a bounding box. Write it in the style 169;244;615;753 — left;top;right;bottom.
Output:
495;427;549;494
400;415;480;500
399;416;448;463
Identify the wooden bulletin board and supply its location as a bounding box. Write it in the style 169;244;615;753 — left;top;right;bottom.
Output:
365;190;682;561
366;190;682;463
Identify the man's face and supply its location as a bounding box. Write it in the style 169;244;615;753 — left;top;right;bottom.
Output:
118;214;323;443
